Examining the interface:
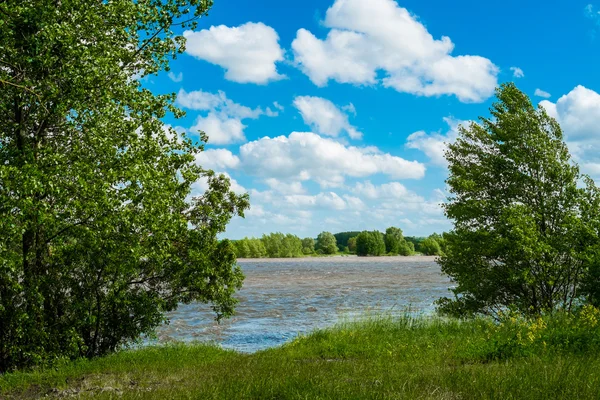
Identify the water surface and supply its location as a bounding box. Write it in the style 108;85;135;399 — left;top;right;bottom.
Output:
155;256;450;352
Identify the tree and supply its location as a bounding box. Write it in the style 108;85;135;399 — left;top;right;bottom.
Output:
356;231;386;256
438;83;595;318
419;238;441;256
0;0;250;371
234;239;251;258
247;238;267;258
347;237;358;254
398;240;414;256
281;234;303;258
333;231;360;251
316;232;338;255
384;227;401;254
301;238;315;255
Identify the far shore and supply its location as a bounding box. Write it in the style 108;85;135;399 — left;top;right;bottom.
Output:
237;255;439;262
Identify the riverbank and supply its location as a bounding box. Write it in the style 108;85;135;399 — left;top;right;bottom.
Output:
2;315;599;399
236;255;438;262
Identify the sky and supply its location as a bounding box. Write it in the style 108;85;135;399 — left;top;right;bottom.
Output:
145;0;600;239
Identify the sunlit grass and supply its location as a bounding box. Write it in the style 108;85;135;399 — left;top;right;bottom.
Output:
2;315;600;399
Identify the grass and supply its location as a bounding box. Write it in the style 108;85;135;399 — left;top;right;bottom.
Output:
2;314;600;399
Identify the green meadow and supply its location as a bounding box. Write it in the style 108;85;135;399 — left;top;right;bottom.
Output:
2;313;600;399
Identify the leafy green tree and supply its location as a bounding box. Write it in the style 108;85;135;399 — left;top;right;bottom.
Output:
261;233;284;258
281;234;303;258
234;239;251;258
316;232;338;255
301;238;315;255
398;240;414;256
247;238;267;258
260;233;303;258
356;231;386;256
347;237;358;254
385;226;411;255
333;231;360;251
438;83;596;318
419;238;442;256
0;0;250;371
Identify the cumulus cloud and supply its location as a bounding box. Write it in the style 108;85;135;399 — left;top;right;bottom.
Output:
264;178;305;195
195;149;240;170
293;96;362;139
352;181;423;202
167;71;183;82
539;85;600;178
539;86;600;141
406;117;467;166
177;89;279;145
239;131;425;187
510;67;525;78
285;192;348;210
291;0;498;102
177;89;279;119
190;113;246;145
534;88;551;98
183;22;285;84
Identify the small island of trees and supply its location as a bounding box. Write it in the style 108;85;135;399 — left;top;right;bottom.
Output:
232;228;446;258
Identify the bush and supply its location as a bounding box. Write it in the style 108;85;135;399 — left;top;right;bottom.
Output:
463;305;600;362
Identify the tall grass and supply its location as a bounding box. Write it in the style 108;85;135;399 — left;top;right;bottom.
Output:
2;312;600;399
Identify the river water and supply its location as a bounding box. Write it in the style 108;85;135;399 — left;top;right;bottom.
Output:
155;256;451;352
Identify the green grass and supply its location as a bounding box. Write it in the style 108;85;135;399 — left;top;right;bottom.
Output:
2;315;600;399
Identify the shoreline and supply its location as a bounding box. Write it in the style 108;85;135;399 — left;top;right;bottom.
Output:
237;255;439;262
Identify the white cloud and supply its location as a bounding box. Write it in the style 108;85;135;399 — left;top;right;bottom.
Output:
293;96;362;139
534;88;551;98
183;22;285;84
291;0;498;102
195;149;240;170
539;85;600;178
342;103;357;116
285;192;348;210
352;181;423;202
177;89;279;145
264;178;305;195
177;89;269;119
168;71;183;82
510;67;524;78
190;113;246;145
406;117;466;166
539;86;600;141
239;131;425;187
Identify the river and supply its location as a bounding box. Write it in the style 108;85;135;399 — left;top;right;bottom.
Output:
154;256;451;352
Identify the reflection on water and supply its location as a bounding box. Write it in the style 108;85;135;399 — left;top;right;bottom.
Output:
154;256;451;352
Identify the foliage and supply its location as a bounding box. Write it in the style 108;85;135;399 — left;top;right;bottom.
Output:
3;315;600;399
419;237;442;256
404;236;424;250
333;231;361;251
398;240;414;256
464;305;600;362
301;237;315;255
347;237;357;254
356;231;386;256
0;0;250;372
384;226;413;255
438;83;597;318
259;233;303;258
233;238;267;259
315;231;338;255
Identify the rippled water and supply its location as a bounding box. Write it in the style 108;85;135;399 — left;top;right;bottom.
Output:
155;256;451;352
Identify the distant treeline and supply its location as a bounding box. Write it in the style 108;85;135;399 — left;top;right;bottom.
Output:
233;228;446;258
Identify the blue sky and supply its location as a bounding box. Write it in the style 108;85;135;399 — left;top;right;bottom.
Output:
145;0;600;239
